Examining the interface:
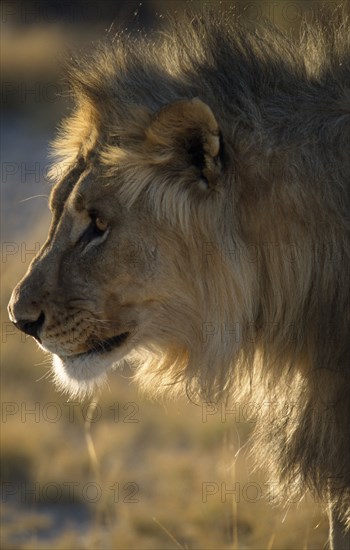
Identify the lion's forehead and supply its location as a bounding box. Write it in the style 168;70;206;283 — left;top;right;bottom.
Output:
50;160;123;233
49;158;87;213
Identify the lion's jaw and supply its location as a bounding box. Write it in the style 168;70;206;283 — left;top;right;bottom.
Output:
51;340;132;398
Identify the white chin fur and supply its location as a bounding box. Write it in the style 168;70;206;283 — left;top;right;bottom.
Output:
52;346;129;399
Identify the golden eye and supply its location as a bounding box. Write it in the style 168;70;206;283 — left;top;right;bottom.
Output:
95;217;108;232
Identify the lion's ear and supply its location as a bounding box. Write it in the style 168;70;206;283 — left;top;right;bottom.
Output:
145;98;223;188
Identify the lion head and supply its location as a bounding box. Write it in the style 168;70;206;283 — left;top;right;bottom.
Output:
8;90;251;398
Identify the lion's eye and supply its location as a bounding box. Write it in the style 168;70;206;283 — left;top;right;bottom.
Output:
94;217;108;233
77;211;110;250
89;216;109;240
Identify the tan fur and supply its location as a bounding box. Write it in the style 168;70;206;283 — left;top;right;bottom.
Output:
8;9;350;548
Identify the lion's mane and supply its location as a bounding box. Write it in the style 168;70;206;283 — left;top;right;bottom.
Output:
52;6;350;525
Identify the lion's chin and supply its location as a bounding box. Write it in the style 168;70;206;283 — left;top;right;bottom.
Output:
52;345;129;399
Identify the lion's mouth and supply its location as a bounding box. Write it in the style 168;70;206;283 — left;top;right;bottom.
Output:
72;332;130;359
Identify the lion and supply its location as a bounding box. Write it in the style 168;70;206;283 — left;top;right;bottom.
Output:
8;8;350;549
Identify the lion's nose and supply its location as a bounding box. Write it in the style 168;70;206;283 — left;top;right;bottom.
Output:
8;259;49;344
8;281;46;343
12;312;45;342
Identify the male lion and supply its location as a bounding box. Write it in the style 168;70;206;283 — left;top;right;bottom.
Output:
8;9;350;550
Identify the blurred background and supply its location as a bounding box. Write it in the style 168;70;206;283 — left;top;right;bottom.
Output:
1;1;343;548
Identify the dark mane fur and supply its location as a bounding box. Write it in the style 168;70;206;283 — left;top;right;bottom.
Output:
51;4;350;532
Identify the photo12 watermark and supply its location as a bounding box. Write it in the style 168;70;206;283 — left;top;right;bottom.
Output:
1;481;140;504
1;400;141;424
